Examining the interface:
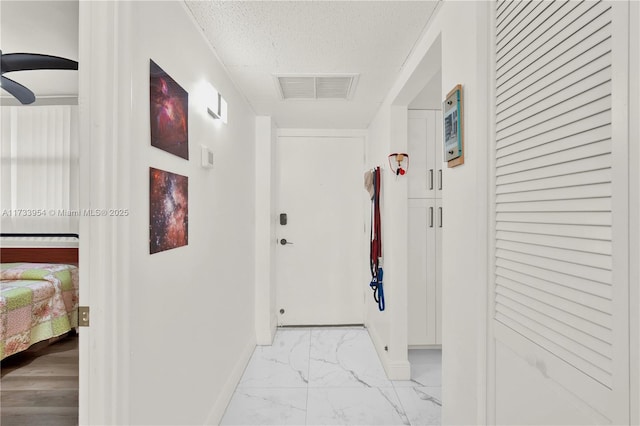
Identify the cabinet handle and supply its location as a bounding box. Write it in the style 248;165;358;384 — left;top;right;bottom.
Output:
439;207;443;228
429;169;434;190
438;169;442;190
429;207;434;228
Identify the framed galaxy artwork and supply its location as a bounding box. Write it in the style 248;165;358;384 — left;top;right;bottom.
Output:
149;167;188;254
150;59;189;160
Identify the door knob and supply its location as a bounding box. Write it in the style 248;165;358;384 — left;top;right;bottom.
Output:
280;238;293;245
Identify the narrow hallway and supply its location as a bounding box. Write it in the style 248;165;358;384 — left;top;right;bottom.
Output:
221;327;441;425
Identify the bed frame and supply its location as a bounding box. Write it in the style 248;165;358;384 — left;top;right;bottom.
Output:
0;233;79;265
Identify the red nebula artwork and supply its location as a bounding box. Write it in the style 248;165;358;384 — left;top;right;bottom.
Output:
149;167;188;254
150;59;189;160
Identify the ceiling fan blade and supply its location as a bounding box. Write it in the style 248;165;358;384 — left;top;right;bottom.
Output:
1;53;78;74
1;75;36;104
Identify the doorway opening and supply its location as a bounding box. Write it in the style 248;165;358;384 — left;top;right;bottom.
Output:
0;1;81;424
395;33;443;404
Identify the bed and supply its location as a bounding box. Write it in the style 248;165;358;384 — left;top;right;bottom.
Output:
0;234;79;360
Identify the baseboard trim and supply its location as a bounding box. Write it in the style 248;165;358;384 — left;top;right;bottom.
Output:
409;344;442;350
387;359;411;380
367;326;410;380
205;336;256;425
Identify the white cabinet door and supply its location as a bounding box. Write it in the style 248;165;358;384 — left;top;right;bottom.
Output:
408;198;437;345
435;198;442;345
435;110;443;197
408;110;436;199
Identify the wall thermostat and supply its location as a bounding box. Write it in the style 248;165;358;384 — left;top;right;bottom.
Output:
201;145;214;168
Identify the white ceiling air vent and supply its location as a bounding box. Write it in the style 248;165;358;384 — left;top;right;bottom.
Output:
275;74;359;100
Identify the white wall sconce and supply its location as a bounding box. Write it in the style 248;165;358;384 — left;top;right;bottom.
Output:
207;92;222;119
220;96;228;124
206;90;228;124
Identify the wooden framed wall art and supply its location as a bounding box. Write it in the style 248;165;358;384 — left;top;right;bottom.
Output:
443;84;464;168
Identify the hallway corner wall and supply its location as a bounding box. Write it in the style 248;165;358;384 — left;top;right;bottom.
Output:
365;103;407;379
82;1;258;424
366;1;491;424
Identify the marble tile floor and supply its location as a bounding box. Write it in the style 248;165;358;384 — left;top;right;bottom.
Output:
221;327;442;425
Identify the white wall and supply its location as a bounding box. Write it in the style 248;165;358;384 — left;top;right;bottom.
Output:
630;1;640;423
366;1;490;422
408;71;442;110
128;3;257;424
438;3;491;423
365;105;390;362
80;2;257;424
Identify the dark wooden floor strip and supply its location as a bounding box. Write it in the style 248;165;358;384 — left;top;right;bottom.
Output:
1;334;78;426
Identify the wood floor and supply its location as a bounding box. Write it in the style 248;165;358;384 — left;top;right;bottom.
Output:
1;333;78;426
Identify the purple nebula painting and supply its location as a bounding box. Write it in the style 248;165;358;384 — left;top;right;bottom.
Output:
150;59;189;160
149;167;188;254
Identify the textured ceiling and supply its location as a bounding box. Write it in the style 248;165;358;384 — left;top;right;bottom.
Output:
0;1;79;103
185;1;438;129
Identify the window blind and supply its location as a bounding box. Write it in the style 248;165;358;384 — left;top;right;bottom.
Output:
0;105;79;233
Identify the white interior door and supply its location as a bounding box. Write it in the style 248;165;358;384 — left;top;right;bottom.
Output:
492;1;629;423
276;135;365;326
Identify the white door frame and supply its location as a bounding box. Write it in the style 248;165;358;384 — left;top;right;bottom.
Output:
254;116;278;345
78;2;132;424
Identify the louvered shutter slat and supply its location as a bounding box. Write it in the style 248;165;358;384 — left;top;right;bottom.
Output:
497;96;610;148
495;222;612;241
497;2;608;87
497;1;572;65
496;230;611;255
496;182;612;203
497;248;612;286
495;313;612;387
496;140;611;177
496;154;612;185
496;293;613;359
496;1;536;43
496;2;543;48
497;68;611;132
496;285;612;343
496;278;612;332
496;168;611;194
497;240;611;269
496;211;610;226
497;109;610;157
496;0;525;31
496;125;611;167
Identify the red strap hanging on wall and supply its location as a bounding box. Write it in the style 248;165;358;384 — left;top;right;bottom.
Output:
369;167;384;310
370;167;381;276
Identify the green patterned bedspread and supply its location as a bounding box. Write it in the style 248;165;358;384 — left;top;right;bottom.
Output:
1;263;79;359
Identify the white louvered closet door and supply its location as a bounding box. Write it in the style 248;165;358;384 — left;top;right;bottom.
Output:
493;0;629;423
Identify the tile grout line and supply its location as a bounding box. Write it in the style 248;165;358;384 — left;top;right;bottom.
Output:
305;328;312;426
390;381;413;426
